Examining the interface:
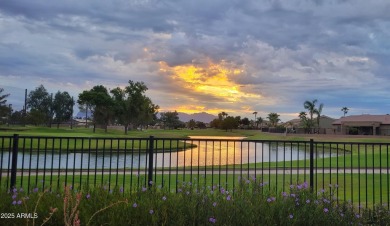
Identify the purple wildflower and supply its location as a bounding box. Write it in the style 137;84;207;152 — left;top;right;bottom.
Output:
33;188;39;193
162;196;167;201
86;194;91;199
178;188;182;193
220;188;225;194
290;194;296;198
209;217;217;224
282;192;288;197
297;185;302;190
142;187;147;192
290;184;295;189
186;191;190;195
12;188;17;193
324;208;329;213
213;202;217;207
12;200;16;205
17;200;22;205
302;182;308;189
120;187;124;193
226;195;231;201
289;214;294;219
12;194;17;199
19;188;24;193
306;199;310;204
149;210;154;215
133;203;137;208
356;214;360;219
267;197;275;203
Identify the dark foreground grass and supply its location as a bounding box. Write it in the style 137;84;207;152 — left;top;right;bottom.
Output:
3;172;390;210
1;179;390;226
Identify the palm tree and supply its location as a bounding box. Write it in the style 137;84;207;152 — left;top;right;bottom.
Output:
303;99;317;121
341;107;349;117
267;112;280;127
314;103;324;129
221;112;228;119
298;111;307;120
253;111;257;128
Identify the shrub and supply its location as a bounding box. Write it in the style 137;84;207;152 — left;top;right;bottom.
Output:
1;179;389;225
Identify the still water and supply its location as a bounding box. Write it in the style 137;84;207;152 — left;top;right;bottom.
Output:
1;137;337;169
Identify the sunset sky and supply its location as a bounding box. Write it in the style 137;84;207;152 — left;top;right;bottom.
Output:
1;0;390;121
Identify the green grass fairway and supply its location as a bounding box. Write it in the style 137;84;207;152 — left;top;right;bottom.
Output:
2;126;390;142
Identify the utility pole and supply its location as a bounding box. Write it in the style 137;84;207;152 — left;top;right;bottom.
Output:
23;89;27;127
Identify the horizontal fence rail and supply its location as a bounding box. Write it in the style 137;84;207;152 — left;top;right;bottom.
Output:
1;134;389;211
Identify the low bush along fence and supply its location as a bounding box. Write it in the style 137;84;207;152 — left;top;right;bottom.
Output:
1;134;390;224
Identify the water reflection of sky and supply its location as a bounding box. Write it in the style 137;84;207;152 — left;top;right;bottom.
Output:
1;139;337;170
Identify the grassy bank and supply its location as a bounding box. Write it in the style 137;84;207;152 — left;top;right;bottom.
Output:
1;179;389;226
3;173;389;208
2;126;390;142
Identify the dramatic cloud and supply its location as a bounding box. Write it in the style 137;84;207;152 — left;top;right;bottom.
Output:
1;0;390;121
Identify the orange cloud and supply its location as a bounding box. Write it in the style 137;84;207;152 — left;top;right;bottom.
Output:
159;60;261;103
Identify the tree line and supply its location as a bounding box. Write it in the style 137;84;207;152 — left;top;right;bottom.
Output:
0;81;160;134
1;86;351;133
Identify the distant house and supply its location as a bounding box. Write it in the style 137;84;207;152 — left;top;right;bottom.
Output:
72;118;92;127
284;115;336;134
332;114;390;135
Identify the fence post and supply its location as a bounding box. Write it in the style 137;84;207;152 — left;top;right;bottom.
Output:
309;139;314;192
148;136;154;188
10;134;19;189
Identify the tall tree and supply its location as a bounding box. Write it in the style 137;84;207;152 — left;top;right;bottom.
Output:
341;107;349;117
314;103;324;129
299;111;312;133
221;112;228;119
267;112;280;127
0;88;10;119
256;117;263;129
252;111;257;127
78;85;113;132
303;99;323;132
221;116;239;131
303;99;318;121
111;80;158;134
77;90;94;128
27;85;51;126
188;119;196;129
52;91;74;128
160;111;182;129
241;117;250;127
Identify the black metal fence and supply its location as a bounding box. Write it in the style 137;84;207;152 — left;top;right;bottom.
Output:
1;134;389;210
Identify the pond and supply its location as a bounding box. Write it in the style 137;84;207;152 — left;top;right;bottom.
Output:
1;136;338;169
